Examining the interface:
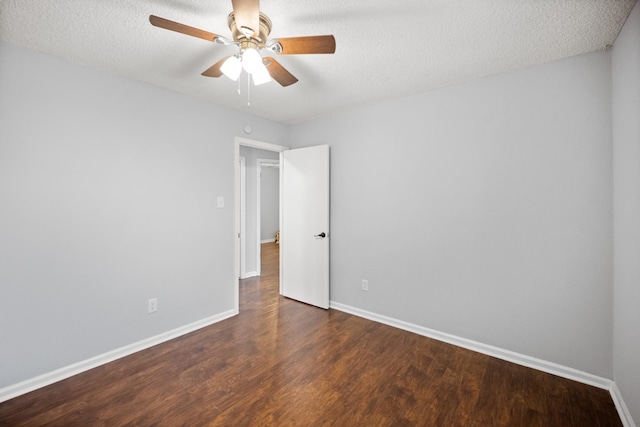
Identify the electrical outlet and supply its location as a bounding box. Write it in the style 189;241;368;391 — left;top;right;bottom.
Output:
361;279;369;292
147;298;158;313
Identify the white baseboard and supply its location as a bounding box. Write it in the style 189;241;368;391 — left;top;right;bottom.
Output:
610;382;637;427
260;238;276;244
241;271;259;279
329;302;614;388
329;301;639;425
0;309;237;404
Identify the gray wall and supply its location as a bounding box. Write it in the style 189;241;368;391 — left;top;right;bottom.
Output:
290;51;614;378
612;2;640;423
0;42;288;388
260;165;279;242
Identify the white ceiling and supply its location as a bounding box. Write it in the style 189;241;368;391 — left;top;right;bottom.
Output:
1;0;636;124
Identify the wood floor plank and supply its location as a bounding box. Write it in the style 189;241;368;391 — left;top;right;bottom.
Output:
0;243;622;426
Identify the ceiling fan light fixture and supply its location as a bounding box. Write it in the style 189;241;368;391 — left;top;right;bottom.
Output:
251;64;271;85
241;47;264;73
150;3;336;89
221;55;242;81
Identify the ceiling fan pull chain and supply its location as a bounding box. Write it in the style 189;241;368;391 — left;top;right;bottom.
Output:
247;73;251;108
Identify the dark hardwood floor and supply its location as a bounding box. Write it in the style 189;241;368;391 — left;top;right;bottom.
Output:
0;243;622;426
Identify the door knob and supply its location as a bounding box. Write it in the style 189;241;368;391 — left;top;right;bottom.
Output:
314;232;326;238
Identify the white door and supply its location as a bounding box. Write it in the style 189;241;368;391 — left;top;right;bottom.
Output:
280;145;330;309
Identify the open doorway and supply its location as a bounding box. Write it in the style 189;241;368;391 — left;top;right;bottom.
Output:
256;158;280;276
234;137;288;312
238;148;280;278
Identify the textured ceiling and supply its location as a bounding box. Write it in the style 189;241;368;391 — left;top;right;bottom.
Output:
1;0;636;124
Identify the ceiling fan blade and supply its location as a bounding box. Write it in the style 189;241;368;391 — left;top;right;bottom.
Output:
149;15;219;42
231;0;260;37
201;56;231;78
275;35;336;54
264;57;298;87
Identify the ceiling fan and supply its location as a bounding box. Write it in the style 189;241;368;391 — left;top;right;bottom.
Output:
149;0;336;87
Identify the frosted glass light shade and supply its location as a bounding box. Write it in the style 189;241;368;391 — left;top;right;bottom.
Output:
252;64;271;85
242;48;263;73
221;55;242;81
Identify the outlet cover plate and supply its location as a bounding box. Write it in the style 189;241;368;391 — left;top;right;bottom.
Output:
148;298;158;313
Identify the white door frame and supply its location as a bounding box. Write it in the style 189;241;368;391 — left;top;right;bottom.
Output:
256;158;280;277
234;137;288;312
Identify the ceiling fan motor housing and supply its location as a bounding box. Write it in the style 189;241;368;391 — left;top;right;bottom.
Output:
228;12;272;49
